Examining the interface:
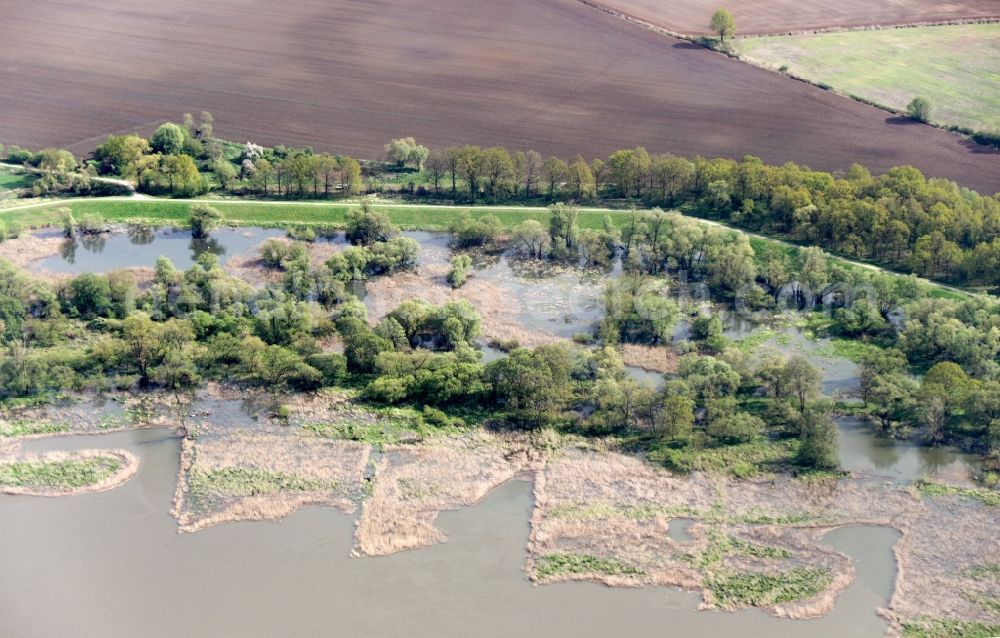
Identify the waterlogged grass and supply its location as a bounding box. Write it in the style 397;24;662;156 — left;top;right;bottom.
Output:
819;338;883;363
0;456;122;489
734;329;777;355
650;438;798;478
98;405;153;430
684;529;794;570
186;466;337;512
917;480;1000;507
964;563;1000;581
730;538;794;560
547;500;699;521
708;567;832;608
302;404;468;444
962;590;1000;614
302;417;461;445
535;553;644;579
901;617;1000;638
730;509;820;525
0;419;69;437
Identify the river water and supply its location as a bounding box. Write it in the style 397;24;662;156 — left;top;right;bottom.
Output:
1;429;900;638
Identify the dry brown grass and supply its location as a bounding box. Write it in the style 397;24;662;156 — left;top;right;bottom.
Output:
0;234;63;268
889;491;1000;628
528;445;1000;628
172;429;370;532
620;343;678;373
354;431;542;555
365;260;566;348
0;448;139;496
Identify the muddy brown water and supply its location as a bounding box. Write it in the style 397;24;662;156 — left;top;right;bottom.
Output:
836;416;978;481
2;429;900;638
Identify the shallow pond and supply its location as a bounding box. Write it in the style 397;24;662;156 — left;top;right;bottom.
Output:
31;226;287;273
836;416;979;482
1;429;900;638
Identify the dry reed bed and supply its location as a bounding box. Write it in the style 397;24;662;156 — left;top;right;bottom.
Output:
172;429;370;532
888;493;1000;629
223;237;343;287
0;448;139;496
620;343;678;373
529;445;999;628
355;431;543;555
365;253;606;348
0;234;64;268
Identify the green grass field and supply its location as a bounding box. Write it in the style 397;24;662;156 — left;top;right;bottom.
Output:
0;170;36;191
0;198;612;231
734;24;1000;133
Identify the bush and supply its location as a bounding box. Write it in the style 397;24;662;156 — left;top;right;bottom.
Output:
6;146;33;163
447;254;473;288
77;214;106;235
449;213;502;247
907;96;932;123
306;353;348;385
189;204;223;238
286;225;316;242
345;202;398;245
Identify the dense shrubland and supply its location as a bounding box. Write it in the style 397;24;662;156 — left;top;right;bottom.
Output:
3;133;1000;473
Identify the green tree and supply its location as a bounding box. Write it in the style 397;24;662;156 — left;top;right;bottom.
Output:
797;406;839;469
512;220;549;258
189;204;223;238
385;137;429;170
654;395;695;443
94;134;151;176
566;156;596;200
212;160;237;190
485;345;572;423
541;157;567;199
783;356;822;412
150;122;187;155
479;147;515;199
710;8;736;44
345;201;399;245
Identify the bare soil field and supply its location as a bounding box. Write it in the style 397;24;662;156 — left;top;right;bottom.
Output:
2;0;1000;193
589;0;1000;36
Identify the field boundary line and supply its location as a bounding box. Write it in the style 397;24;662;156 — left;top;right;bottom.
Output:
571;0;999;150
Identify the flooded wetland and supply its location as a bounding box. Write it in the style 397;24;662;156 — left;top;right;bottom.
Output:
1;225;995;638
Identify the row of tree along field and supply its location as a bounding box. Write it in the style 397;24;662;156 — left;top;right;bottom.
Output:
3;202;995;478
3;113;1000;290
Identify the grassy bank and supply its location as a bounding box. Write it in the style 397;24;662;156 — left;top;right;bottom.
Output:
733;24;1000;134
0;452;130;492
0;198;569;231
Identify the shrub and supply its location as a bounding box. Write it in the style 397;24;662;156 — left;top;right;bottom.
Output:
447;254;473;288
189;204;223;238
907;96;932;123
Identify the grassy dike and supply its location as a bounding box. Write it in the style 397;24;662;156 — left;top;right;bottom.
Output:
0;196;970;299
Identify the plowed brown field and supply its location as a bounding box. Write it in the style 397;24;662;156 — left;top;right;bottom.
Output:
2;0;999;193
590;0;1000;35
